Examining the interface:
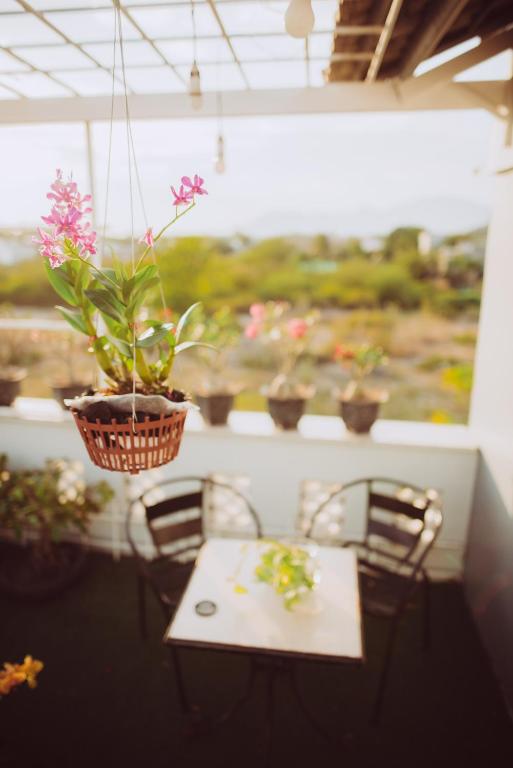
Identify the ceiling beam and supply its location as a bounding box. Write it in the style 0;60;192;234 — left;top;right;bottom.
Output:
365;0;406;82
399;0;471;78
403;28;513;100
0;81;506;124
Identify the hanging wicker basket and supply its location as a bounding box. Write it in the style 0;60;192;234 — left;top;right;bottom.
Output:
71;409;187;475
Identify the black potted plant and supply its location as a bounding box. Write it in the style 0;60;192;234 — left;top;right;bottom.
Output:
0;366;26;407
334;343;388;433
191;306;242;426
0;454;113;598
245;302;315;430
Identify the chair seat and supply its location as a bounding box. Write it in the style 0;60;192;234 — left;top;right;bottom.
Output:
147;557;195;610
358;560;415;618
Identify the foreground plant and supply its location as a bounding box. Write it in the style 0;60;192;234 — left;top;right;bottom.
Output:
35;169;208;398
255;540;318;610
0;454;113;567
0;656;43;697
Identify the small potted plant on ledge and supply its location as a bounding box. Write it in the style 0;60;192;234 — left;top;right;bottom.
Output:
0;335;26;407
52;333;91;409
190;306;242;426
334;343;387;434
35;170;209;473
0;454;113;599
245;302;315;430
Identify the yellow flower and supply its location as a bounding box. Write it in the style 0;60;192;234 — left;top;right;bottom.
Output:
0;656;43;696
19;656;44;688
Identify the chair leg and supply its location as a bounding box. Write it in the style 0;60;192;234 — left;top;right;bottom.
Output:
137;572;148;641
371;618;399;726
422;572;431;650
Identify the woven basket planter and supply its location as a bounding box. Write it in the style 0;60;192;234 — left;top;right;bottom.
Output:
71;409;187;475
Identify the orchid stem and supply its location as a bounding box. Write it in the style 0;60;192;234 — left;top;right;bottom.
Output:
134;201;196;272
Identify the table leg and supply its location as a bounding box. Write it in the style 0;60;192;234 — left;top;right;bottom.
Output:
169;645;190;715
263;662;277;768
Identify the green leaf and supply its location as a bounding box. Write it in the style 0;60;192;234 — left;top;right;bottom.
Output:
56;306;90;336
45;263;77;306
128;277;161;314
107;336;132;357
175;341;216;355
85;288;124;322
94;268;120;291
135;323;174;349
176;302;201;344
134;264;159;287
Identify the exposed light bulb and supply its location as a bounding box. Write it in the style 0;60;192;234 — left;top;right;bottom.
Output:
189;61;202;110
214;134;225;174
285;0;315;39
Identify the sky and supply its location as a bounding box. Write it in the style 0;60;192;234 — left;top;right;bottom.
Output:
0;94;505;240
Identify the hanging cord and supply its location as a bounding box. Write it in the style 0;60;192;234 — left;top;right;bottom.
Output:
93;6;119;390
191;0;198;63
115;3;138;427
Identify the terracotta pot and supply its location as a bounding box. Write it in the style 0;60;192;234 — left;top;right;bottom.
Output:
71;408;187;475
268;397;306;430
0;368;26;407
52;383;90;410
0;541;88;600
196;393;234;426
339;399;381;434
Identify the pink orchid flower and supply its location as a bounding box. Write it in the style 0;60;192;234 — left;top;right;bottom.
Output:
139;228;154;248
38;170;97;269
287;318;308;340
171;185;193;207
182;175;208;197
249;303;266;321
245;322;262;340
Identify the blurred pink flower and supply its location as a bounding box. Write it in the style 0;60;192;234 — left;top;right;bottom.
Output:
171;185;193;207
245;322;262;340
287;318;308;339
139;228;154;248
182;175;208;197
249;303;266;321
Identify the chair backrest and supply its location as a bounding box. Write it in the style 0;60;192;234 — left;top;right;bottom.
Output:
126;475;262;563
307;477;443;573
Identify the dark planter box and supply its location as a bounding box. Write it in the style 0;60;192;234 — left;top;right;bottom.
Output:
268;397;306;430
0;540;88;600
339;399;381;434
52;383;89;409
0;370;26;407
196;393;234;426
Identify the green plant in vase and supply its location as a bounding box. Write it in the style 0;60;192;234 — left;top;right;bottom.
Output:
255;540;318;610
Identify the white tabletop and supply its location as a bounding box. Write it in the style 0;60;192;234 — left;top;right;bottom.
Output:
165;538;363;663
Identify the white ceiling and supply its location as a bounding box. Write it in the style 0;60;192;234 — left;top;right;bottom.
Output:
0;1;338;99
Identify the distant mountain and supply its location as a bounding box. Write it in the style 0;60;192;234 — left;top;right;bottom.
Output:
242;197;490;239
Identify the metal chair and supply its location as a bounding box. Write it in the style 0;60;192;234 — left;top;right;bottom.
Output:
126;475;262;638
306;476;443;724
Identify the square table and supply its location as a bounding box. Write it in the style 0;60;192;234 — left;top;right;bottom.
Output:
165;537;363;663
164;538;364;760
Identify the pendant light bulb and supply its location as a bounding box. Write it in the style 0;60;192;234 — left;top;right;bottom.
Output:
285;0;315;38
189;61;202;110
214;134;225;174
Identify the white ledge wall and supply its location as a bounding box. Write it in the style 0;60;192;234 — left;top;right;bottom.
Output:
0;399;479;579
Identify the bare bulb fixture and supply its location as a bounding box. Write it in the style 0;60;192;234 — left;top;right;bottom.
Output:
189;61;202;110
285;0;315;38
214;134;225;174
